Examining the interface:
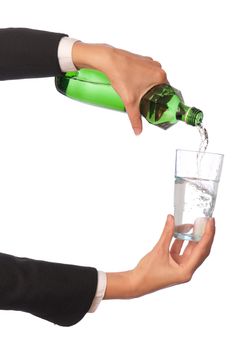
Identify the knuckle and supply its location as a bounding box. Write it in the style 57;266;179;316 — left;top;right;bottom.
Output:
101;43;113;48
154;60;162;68
158;69;167;82
185;273;193;283
124;95;137;107
179;270;192;284
200;245;211;258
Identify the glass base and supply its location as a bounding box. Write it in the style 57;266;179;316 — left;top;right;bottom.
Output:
174;232;201;242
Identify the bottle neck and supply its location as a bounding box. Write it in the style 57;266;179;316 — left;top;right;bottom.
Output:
177;102;203;126
177;103;192;122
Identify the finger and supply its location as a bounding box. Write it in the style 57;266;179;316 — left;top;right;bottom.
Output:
157;215;175;250
170;239;185;256
125;103;143;135
182;241;198;258
185;218;215;272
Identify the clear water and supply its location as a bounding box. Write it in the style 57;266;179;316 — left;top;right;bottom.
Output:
197;124;209;154
174;176;218;241
196;125;209;177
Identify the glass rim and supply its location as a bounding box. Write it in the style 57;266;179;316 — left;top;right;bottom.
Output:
176;148;224;158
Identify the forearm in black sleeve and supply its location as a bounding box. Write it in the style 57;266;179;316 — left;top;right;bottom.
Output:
0;27;68;80
0;252;98;326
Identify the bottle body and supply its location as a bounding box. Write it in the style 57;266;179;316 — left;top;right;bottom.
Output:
55;69;203;129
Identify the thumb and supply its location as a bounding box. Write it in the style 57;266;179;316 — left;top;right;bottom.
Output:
125;102;143;135
157;215;175;250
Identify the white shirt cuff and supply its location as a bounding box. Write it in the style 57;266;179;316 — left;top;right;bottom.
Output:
57;36;78;72
88;271;107;313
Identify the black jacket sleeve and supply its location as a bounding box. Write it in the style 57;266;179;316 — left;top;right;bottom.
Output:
0;28;68;80
0;252;98;326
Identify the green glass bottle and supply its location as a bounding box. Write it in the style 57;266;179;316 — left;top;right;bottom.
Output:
55;69;203;129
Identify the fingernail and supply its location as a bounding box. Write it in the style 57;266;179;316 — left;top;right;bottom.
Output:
133;128;141;135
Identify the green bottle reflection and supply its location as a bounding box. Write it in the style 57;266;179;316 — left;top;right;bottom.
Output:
55;69;203;129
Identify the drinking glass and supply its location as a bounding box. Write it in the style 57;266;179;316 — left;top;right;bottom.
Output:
174;149;224;241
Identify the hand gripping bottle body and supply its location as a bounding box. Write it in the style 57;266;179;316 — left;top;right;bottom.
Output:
55;69;203;129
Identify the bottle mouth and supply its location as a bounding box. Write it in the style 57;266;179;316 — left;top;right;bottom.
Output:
187;107;203;125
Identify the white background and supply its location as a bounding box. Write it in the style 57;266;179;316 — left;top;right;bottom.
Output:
0;0;231;349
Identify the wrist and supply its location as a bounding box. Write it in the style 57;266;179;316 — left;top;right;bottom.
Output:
72;41;114;71
104;270;137;300
72;41;89;69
